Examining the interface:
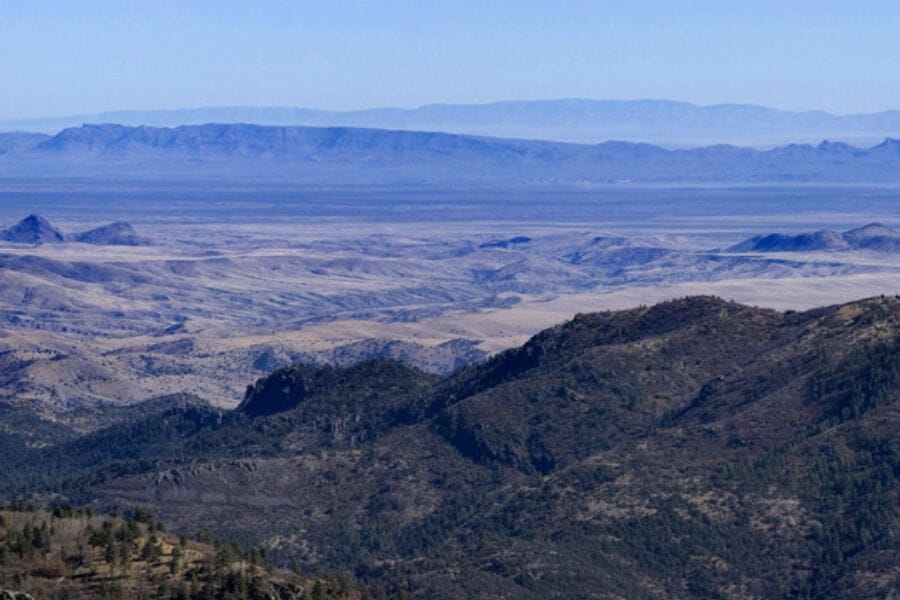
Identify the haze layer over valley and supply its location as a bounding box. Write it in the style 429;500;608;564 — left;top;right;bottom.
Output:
4;180;900;415
6;99;900;147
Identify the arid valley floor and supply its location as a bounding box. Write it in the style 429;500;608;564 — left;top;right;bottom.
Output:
4;181;900;417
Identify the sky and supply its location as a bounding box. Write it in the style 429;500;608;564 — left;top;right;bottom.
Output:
2;1;900;119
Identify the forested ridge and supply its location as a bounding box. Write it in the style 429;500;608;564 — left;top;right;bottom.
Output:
2;296;899;598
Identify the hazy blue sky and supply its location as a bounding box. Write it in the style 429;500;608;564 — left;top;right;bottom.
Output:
2;1;899;118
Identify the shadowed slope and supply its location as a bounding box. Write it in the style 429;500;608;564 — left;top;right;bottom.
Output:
1;215;66;244
2;296;899;598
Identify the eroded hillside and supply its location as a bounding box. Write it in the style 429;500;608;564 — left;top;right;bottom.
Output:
2;296;899;598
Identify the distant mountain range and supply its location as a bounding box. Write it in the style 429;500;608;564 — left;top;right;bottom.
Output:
730;223;900;253
0;214;150;246
4;99;900;147
2;123;900;184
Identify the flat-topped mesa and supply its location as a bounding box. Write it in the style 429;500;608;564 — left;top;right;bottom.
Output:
7;122;900;183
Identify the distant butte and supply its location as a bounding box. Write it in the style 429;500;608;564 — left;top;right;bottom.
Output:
0;214;67;244
74;221;151;246
728;222;900;253
0;215;151;246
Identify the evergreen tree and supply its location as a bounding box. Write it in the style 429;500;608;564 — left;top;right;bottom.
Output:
170;544;184;574
141;536;162;563
105;541;118;569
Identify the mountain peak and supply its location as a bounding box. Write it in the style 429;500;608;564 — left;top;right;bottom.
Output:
844;222;897;237
1;214;66;244
74;221;151;246
728;222;900;254
238;359;435;419
728;229;847;253
843;222;900;251
874;137;900;152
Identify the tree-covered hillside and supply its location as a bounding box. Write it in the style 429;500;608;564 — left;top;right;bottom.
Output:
2;296;899;598
0;505;371;599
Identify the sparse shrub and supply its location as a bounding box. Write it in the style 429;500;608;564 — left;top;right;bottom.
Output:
131;508;155;524
31;557;68;578
51;504;76;519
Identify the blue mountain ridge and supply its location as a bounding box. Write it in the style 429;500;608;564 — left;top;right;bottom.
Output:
2;123;900;184
4;99;900;146
729;223;900;252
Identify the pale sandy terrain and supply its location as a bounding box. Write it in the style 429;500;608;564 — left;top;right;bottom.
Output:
4;215;900;411
4;180;900;412
234;269;900;354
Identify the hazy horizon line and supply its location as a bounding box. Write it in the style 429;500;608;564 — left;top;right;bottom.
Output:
5;96;900;124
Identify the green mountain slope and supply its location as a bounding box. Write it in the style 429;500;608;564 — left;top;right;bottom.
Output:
0;506;370;599
2;296;899;598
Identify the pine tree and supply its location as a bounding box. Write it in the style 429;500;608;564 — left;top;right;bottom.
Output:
311;580;327;600
170;544;183;574
141;536;162;563
119;539;131;573
102;541;117;577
